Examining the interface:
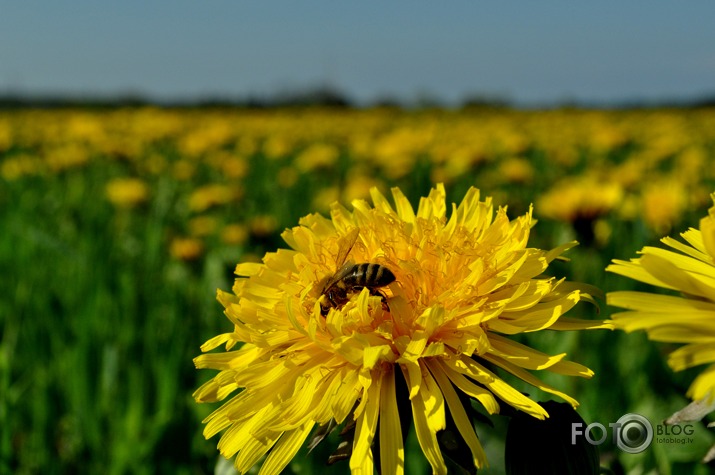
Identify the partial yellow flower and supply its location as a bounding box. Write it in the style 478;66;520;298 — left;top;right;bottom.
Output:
499;156;534;184
45;144;89;172
640;179;688;234
170;237;204;261
105;178;149;208
608;194;715;403
538;176;623;223
189;216;218;237
221;224;249;246
194;185;607;475
188;184;241;213
294;143;339;172
1;153;43;180
248;215;278;238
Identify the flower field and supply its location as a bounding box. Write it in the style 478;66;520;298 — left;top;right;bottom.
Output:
2;106;715;474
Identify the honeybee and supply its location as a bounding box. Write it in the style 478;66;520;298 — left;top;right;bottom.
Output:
319;228;395;316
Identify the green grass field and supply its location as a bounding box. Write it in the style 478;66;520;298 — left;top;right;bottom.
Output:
2;106;715;474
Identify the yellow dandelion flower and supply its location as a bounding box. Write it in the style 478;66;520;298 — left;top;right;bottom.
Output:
170;237;204;261
277;166;299;189
172;159;196;181
341;174;384;203
294;143;339;172
194;185;608;475
608;194;715;403
311;186;341;212
221;224;249;246
499;157;534;184
188;184;241;213
248;215;279;238
189;216;218;237
45;144;89;172
640;179;688;234
105;178;149;208
538;176;623;223
1;153;43;180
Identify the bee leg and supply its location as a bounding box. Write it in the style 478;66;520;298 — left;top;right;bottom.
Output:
367;288;391;312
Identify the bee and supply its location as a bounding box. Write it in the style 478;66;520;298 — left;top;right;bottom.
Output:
319;228;395;316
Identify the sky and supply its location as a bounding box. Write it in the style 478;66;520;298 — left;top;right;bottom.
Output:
1;1;714;106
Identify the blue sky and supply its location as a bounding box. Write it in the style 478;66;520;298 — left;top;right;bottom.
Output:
1;1;714;105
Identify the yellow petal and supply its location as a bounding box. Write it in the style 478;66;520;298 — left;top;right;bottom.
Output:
482;353;580;408
648;325;715;343
350;372;381;473
610;310;715;333
669;343;715;371
449;356;548;418
416;183;447;220
437;358;500;414
330;368;362;424
391;186;416;223
259;423;314;475
687;364;715;401
548;317;614;331
410;369;447;475
639;252;715;301
661;235;712;264
608;291;715;313
428;360;488;469
701;208;715;260
607;259;675;289
379;369;405;475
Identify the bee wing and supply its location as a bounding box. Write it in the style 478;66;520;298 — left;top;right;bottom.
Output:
334;227;359;269
321;228;359;292
322;260;356;293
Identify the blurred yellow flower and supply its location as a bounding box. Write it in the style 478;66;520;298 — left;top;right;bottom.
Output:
538;177;623;222
499;157;534;184
262;136;292;159
608;194;715;404
220;224;249;246
194;185;607;475
277;166;299;189
311;186;340;212
1;153;42;180
189;216;218;237
248;215;278;237
0;120;11;152
295;143;339;171
641;179;687;234
105;178;149;208
217;155;249;179
341;174;383;203
172;160;196;181
170;237;204;261
45;144;89;172
188;184;241;213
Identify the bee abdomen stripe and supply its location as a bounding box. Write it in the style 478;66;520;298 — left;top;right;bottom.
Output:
374;265;384;282
367;263;378;282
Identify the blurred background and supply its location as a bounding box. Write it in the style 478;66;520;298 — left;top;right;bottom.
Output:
2;2;715;474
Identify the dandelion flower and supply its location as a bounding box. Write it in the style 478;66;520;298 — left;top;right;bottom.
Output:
188;184;241;213
104;178;149;208
170;237;204;261
608;194;715;404
194;184;607;475
537;176;623;223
